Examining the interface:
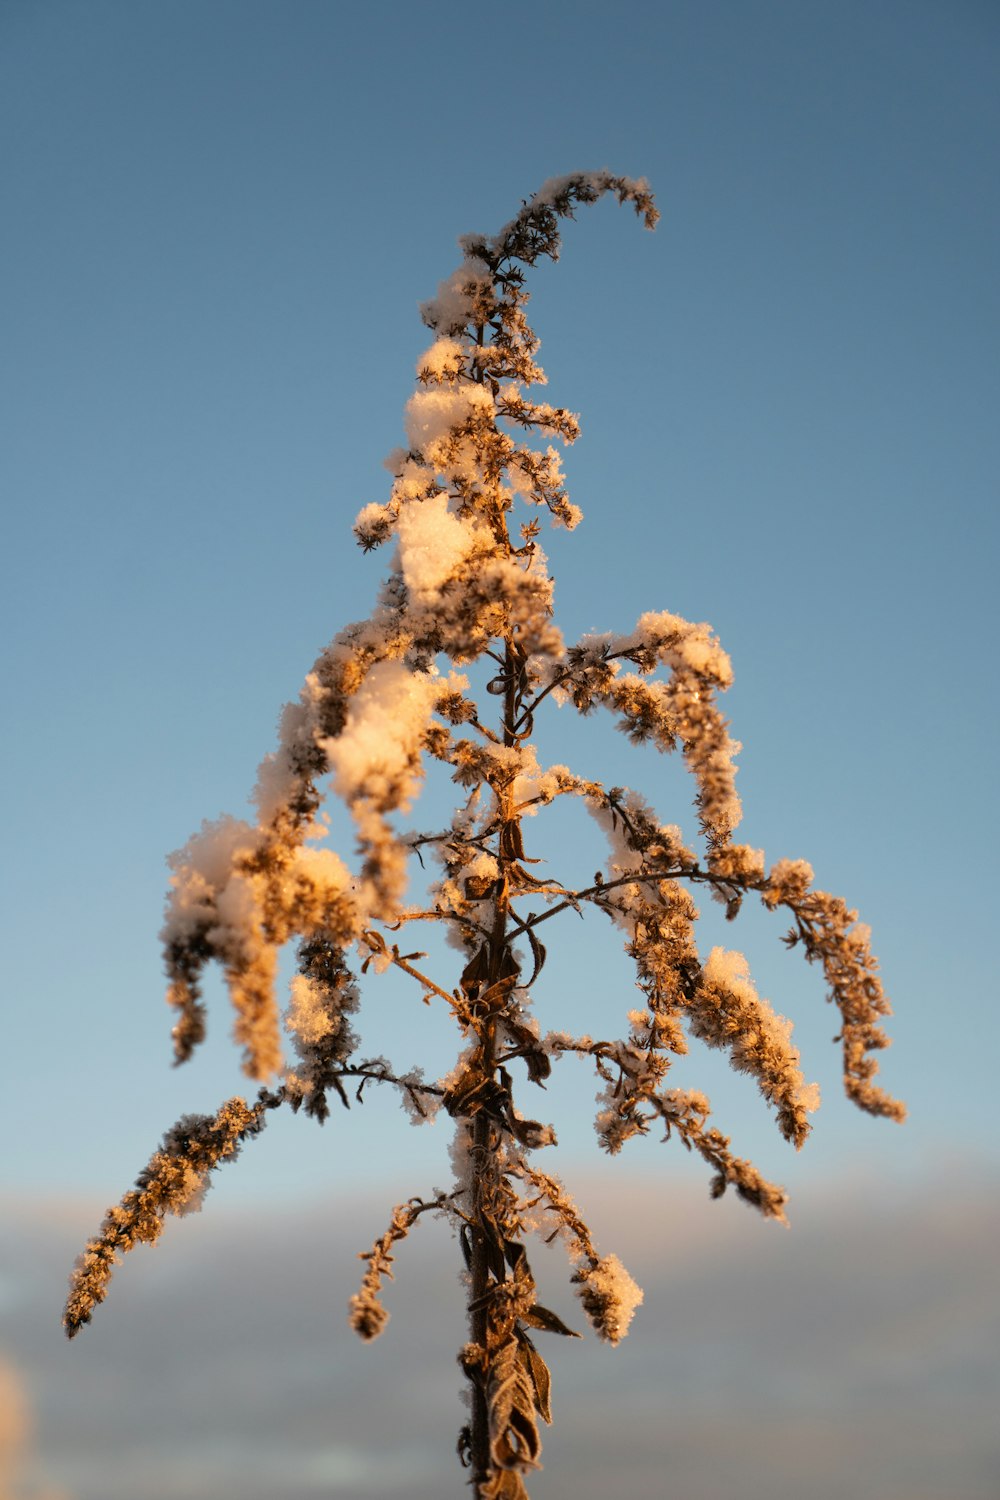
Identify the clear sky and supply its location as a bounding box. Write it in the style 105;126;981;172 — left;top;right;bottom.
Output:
1;2;998;1497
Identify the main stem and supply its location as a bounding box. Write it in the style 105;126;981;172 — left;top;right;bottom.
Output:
468;1081;497;1486
467;632;520;1493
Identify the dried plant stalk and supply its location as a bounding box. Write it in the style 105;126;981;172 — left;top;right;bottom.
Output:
65;171;903;1498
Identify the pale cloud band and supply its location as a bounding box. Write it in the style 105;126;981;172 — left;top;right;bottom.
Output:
2;1167;997;1500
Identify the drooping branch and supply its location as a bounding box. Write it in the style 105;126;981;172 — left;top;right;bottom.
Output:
349;1194;458;1341
64;1091;282;1337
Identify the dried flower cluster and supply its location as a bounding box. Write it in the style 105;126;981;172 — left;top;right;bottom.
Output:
65;171;903;1499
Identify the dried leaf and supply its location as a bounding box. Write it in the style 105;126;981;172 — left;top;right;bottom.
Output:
520;1304;581;1338
518;1331;553;1424
526;927;547;986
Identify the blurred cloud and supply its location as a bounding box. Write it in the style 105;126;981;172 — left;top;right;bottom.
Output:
2;1162;997;1499
0;1355;69;1500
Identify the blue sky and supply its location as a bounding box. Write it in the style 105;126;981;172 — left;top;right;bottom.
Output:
1;2;998;1495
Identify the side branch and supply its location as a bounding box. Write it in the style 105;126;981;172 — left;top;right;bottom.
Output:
350;1193;459;1340
64;1090;282;1337
507;864;726;937
361;928;475;1025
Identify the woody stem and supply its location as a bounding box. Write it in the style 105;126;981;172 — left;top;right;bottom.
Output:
466;634;520;1492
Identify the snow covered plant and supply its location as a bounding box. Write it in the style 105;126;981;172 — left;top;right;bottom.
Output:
65;172;904;1498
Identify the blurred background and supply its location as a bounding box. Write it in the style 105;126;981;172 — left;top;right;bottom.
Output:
2;2;998;1496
